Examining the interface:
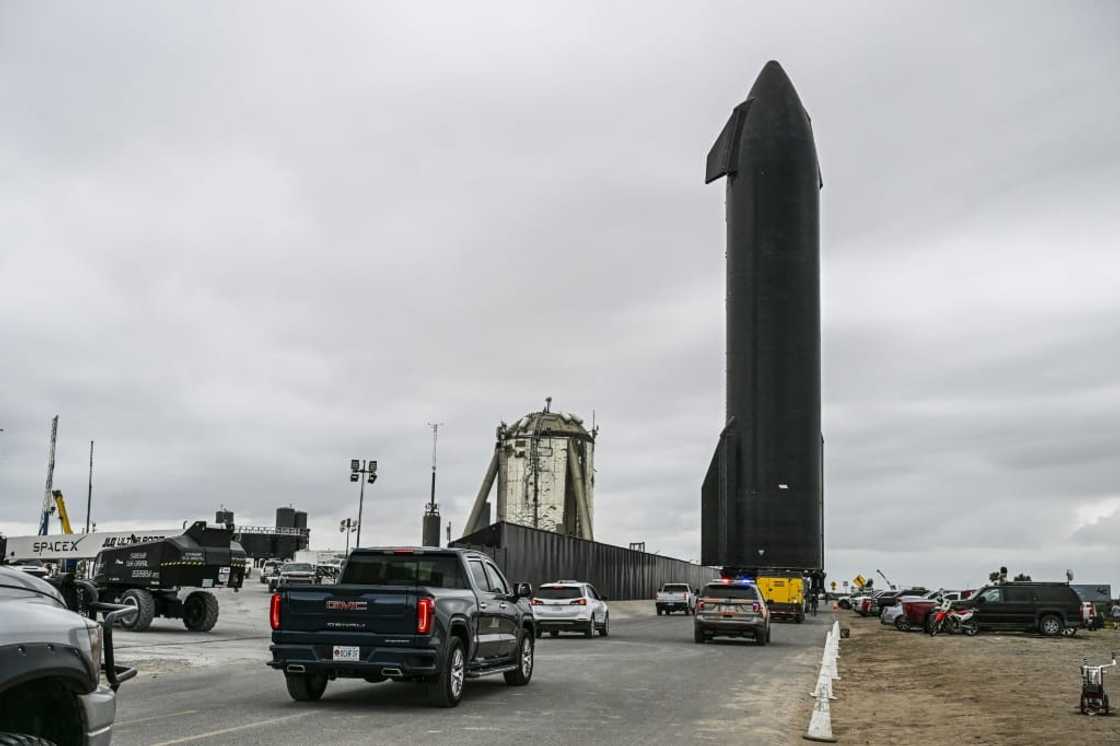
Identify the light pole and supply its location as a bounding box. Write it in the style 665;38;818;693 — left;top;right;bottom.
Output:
349;459;377;548
339;518;357;554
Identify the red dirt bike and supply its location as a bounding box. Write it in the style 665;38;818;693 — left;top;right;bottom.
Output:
927;599;978;636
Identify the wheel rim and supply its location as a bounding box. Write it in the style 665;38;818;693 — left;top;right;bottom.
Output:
122;595;139;627
521;637;533;677
450;648;465;698
604;614;609;634
1043;617;1060;635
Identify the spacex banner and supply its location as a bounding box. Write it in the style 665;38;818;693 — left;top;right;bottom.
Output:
4;529;181;561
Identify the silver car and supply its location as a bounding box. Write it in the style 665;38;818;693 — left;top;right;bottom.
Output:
0;567;135;745
531;581;610;638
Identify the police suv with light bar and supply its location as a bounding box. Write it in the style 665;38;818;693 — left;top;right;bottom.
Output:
694;578;772;645
268;547;538;707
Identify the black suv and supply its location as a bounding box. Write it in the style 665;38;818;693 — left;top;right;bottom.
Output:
957;582;1083;636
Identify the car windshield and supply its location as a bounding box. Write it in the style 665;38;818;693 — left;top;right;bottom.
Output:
536;586;583;600
663;584;690;593
283;563;314;573
341;553;468;589
703;584;759;600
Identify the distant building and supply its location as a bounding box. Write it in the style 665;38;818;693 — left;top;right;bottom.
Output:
464;399;597;540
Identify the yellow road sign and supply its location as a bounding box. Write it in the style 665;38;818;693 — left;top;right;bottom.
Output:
853;574;866;588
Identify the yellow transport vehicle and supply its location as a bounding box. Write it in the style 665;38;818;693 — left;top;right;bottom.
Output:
757;575;806;623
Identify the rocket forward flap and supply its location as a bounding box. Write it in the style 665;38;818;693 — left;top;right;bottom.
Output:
704;101;751;184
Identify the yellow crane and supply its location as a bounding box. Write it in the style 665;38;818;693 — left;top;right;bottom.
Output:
51;489;74;534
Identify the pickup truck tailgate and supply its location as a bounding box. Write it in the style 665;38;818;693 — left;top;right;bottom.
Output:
281;586;416;636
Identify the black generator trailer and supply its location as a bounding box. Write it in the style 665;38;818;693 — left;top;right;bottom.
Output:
92;521;247;632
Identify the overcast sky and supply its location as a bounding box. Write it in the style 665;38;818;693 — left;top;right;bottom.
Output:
2;2;1118;592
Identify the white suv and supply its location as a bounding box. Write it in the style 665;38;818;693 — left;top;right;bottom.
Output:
532;581;610;638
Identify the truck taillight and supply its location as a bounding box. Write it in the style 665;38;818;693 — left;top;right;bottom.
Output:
270;593;282;630
697;600;705;610
417;597;434;635
752;602;760;613
531;598;544;606
569;598;587;606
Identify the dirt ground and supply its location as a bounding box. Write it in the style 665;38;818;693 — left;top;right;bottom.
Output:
821;612;1120;744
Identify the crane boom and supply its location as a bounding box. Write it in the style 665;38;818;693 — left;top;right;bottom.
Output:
52;490;74;535
39;416;59;536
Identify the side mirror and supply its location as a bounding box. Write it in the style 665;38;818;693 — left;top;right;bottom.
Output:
975;596;986;605
601;595;609;602
515;582;533;599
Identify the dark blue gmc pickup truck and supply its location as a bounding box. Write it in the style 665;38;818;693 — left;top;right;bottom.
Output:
268;547;537;707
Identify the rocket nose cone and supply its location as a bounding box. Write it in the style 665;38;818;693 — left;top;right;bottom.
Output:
749;60;800;103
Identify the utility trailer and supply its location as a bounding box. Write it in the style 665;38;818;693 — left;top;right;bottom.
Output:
92;521;247;632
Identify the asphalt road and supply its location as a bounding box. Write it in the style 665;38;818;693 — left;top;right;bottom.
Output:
110;599;829;746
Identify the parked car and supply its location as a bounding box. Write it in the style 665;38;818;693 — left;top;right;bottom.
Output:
0;567;136;745
9;559;51;579
270;562;318;592
532;581;610;637
655;582;695;615
269;547;536;707
694;579;771;645
953;582;1084;636
259;559;283;585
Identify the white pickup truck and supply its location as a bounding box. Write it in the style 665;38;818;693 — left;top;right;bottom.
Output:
655;583;696;616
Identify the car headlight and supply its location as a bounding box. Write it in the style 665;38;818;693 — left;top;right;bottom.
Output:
84;619;104;686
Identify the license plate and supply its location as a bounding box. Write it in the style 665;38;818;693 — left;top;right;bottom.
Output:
333;645;360;662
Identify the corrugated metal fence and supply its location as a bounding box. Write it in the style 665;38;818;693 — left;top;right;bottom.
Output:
452;522;718;600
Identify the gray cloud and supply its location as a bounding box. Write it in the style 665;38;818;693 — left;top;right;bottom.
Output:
2;2;1118;592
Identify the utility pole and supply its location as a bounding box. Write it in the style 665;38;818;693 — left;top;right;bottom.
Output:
39;416;59;536
422;423;444;546
427;423;443;514
85;440;94;534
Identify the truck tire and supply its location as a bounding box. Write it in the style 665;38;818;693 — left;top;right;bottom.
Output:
598;613;609;637
1039;614;1063;637
119;588;156;631
694;627;706;644
428;637;465;707
584;619;594;638
285;672;327;702
503;632;534;686
756;628;769;646
0;734;57;746
182;591;220;632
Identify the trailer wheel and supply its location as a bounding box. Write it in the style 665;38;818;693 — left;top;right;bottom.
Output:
183;591;220;632
119;588;156;631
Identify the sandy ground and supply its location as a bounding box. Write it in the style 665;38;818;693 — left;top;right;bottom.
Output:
822;611;1120;744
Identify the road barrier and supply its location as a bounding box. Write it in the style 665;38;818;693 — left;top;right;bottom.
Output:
804;620;841;742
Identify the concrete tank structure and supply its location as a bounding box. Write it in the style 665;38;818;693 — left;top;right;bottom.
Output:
464;399;597;540
276;507;296;529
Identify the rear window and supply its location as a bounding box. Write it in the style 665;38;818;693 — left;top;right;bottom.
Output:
536;586;583;600
703;584;759;600
663;584;690;593
284;563;314;573
341;554;468;589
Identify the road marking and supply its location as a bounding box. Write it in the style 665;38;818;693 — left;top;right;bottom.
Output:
115;710;199;727
148;713;309;745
